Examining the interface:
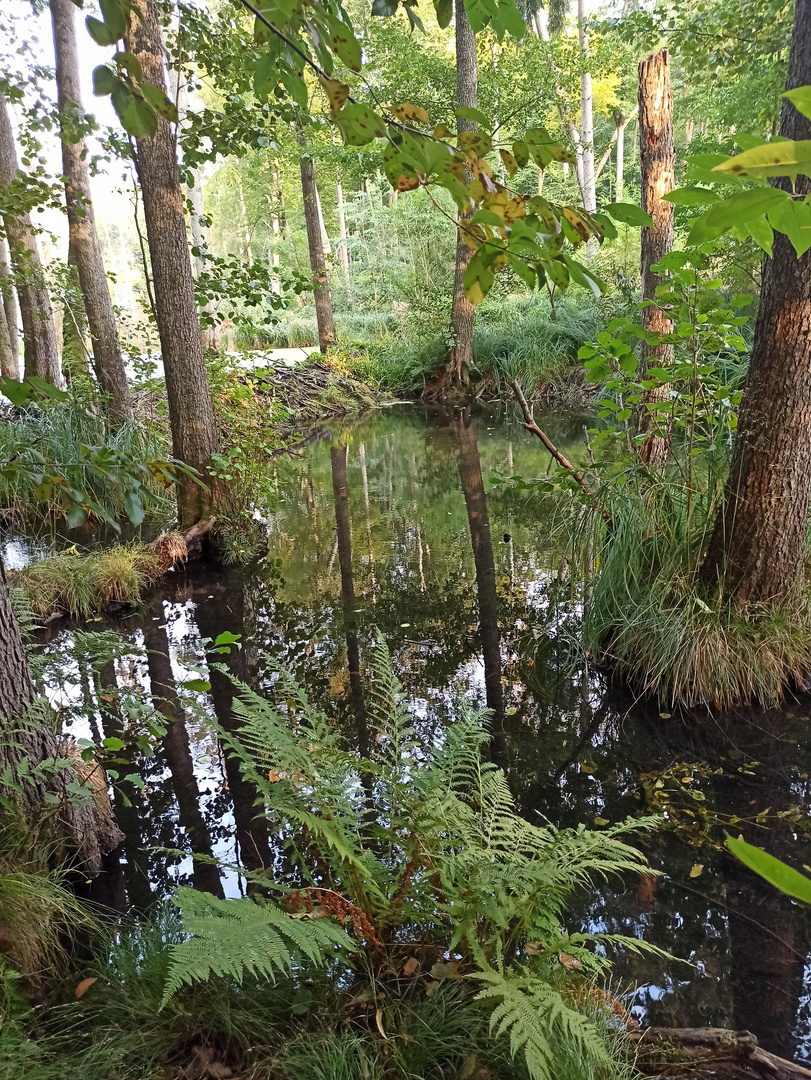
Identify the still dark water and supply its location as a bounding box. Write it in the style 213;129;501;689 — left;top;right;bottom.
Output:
22;405;811;1062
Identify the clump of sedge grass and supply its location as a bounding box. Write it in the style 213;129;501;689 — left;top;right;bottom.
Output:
10;545;162;621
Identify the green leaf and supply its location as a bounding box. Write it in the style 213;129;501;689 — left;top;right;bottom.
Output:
113;51;143;81
767;195;811;257
65;502;87;529
512;140;529;169
463;248;494;306
713;139;811;180
561;254;604;298
141;84;178;123
123;489;145;526
784;87;811;121
85;15;121;46
99;0;128;39
183;679;211;693
471;209;505;227
456;106;490;129
545;258;569;291
434;0;453;27
688;187;790;245
336;103;386;146
726;834;811;904
661;187;721;207
214;631;242;646
92;66;119;97
606;203;653;227
372;0;399;15
506;251;535;289
102;737;126;752
745;213;774;256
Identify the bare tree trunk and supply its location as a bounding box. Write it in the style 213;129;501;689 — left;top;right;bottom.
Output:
0;95;60;385
0;238;19;379
336;177;350;277
0;278;13;379
578;0;596;218
446;0;477;387
636;49;675;466
236;173;252;265
701;0;811;606
50;0;132;422
532;10;587;205
126;0;223;530
315;184;331;256
616;111;626;201
299;148;337;353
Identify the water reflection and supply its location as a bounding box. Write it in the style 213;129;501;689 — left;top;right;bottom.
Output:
27;404;811;1061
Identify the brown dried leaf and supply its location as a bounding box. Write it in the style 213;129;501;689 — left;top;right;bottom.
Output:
75;977;98;999
391;102;429;124
403;956;419;976
558;952;582;970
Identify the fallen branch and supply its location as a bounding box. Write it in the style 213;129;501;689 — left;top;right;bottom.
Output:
631;1027;811;1080
509;379;610;523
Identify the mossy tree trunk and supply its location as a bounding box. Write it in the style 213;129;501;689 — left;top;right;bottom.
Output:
445;0;477;388
126;0;223;530
299;148;337;353
50;0;133;423
636;49;675;466
0;94;61;385
701;0;811;606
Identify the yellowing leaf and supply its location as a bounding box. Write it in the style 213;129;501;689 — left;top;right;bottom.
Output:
433;122;454;138
690;863;704;878
319;77;350;113
391;102;429;124
499;149;518;177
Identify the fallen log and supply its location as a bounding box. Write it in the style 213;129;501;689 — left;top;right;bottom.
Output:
631;1027;811;1079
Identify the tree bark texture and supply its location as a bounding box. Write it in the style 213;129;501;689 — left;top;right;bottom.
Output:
578;0;596;215
50;0;132;422
0;237;19;378
446;0;477;387
0;95;60;385
636;49;675;466
336;178;350;277
126;0;222;529
702;0;811;606
299;152;337;353
0;273;14;379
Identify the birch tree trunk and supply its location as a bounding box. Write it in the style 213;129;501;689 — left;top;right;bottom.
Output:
701;0;811;607
446;0;477;387
0;94;60;385
299;149;337;353
636;49;675;466
126;0;223;530
616;113;626;201
50;0;132;422
0;279;14;379
0;238;19;378
336;177;350;277
578;0;596;216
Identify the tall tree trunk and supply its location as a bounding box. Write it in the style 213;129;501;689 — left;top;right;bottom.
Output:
0;277;13;379
0;561;35;725
578;0;596;218
336;177;350;277
0;95;60;385
126;0;222;529
299;149;337;353
616;111;626;201
446;0;477;387
0;238;19;379
50;0;132;422
636;49;675;466
701;0;811;606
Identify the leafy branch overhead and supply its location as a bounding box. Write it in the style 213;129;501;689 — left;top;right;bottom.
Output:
86;0;652;308
665;87;811;257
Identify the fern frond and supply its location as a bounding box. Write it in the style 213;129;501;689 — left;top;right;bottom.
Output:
162;887;354;1007
472;968;614;1080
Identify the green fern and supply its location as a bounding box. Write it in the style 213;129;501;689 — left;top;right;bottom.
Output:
162;887;355;1006
167;637;661;1078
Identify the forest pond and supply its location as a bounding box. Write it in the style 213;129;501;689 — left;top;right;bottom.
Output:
14;404;811;1065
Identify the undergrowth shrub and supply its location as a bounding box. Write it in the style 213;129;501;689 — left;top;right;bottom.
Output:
0;401;171;528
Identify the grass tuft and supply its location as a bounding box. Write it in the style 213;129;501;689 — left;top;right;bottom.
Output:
10;545;162;621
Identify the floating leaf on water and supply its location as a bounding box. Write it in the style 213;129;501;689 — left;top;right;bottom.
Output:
690;864;704;878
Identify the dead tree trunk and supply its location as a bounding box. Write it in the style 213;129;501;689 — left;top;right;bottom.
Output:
445;0;477;387
636;49;675;466
336;177;350;277
50;0;132;422
0;94;60;385
126;0;223;530
701;0;811;606
299;147;337;353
